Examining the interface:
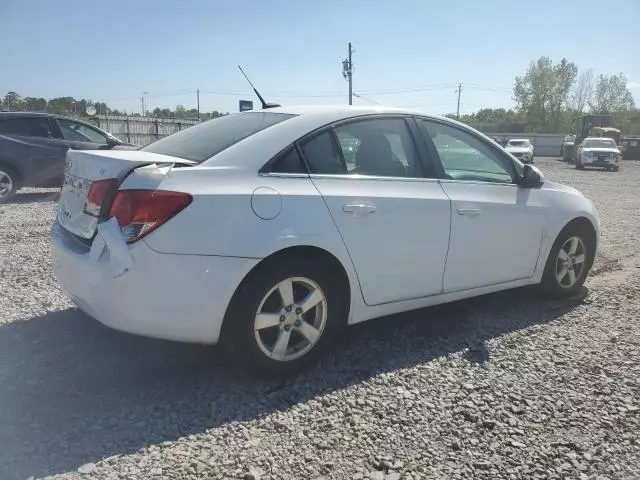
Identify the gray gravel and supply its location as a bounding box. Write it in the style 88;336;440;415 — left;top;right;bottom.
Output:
1;158;639;480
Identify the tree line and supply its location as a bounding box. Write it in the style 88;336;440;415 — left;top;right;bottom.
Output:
450;57;638;134
2;57;638;133
0;92;227;121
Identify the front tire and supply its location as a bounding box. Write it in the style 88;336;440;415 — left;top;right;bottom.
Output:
575;158;585;170
540;224;595;297
0;165;19;203
222;255;348;377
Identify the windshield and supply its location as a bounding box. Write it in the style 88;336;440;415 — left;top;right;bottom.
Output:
507;140;529;147
583;138;616;148
140;112;296;163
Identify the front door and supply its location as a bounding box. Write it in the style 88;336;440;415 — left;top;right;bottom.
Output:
417;118;546;292
298;117;451;306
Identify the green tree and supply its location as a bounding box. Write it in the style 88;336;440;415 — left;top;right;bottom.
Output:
590;73;635;114
3;91;24;111
22;97;47;112
513;57;577;132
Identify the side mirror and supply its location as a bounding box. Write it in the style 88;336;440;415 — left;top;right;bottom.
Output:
521;164;544;188
106;136;119;148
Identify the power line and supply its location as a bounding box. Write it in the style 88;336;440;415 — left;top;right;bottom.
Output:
353;93;383;106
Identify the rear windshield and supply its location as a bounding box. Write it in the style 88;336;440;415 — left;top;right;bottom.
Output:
583;138;616;148
507;140;529;147
140;112;296;163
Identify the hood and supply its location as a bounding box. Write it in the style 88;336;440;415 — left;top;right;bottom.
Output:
505;146;532;153
543;180;582;196
582;147;620;154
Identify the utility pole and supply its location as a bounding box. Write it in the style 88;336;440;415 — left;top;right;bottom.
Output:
141;96;145;117
456;83;462;120
196;88;200;122
142;91;148;117
342;43;354;105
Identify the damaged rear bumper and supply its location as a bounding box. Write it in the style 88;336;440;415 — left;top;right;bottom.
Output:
51;218;259;344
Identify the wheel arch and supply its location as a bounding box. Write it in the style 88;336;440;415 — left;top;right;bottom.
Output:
0;157;23;183
220;244;353;338
560;216;598;247
543;215;598;271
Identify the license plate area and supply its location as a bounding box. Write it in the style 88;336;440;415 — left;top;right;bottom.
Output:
58;174;97;239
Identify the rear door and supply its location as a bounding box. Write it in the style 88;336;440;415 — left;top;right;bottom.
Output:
0;116;67;185
299;116;451;306
417;118;546;292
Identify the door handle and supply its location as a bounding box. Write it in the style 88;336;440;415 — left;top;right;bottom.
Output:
343;203;377;215
457;207;481;216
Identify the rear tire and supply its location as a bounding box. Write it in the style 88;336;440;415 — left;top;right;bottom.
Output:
612;166;620;172
221;254;348;377
539;223;595;298
0;165;20;203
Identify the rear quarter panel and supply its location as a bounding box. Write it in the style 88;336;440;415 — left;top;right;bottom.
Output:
140;166;365;323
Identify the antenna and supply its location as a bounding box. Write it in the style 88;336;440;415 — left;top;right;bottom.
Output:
237;65;280;109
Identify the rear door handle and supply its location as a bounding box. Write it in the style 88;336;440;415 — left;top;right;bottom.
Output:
343;203;377;216
457;207;481;216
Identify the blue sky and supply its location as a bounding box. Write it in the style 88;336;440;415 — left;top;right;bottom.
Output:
1;0;638;115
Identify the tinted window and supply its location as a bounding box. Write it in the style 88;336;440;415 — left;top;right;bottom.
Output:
58;118;108;144
300;131;344;174
334;118;424;178
269;147;307;174
420;119;514;183
0;117;53;138
141;112;296;163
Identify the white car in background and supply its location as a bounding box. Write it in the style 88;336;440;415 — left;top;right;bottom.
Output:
575;137;621;171
505;138;535;164
51;106;599;376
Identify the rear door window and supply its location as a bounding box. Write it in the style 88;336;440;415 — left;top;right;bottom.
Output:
0;117;53;138
58;118;108;144
141;112;296;163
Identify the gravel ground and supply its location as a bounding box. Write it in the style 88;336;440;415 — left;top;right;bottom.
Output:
0;158;639;480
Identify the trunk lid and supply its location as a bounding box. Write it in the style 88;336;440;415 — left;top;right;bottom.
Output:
58;149;192;239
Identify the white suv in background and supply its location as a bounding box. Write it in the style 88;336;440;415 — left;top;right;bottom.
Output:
575;137;622;171
505;138;534;164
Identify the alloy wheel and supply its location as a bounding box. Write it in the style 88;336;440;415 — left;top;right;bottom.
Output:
254;276;327;362
556;236;587;289
0;170;13;199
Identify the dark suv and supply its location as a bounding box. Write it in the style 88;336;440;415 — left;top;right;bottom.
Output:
0;112;136;201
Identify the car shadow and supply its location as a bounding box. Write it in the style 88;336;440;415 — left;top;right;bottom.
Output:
4;190;60;204
0;287;586;479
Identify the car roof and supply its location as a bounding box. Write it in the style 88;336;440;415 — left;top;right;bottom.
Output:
0;111;57;119
264;104;448;121
584;137;616;141
507;138;530;142
199;105;495;170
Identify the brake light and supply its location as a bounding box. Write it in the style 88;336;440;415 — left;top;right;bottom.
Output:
84;179;117;217
108;190;192;243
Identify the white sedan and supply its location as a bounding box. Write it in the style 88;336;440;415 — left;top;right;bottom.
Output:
505;138;535;164
52;106;599;376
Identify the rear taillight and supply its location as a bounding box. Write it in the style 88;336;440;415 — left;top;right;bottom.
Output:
108;190;192;243
84;179;117;217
